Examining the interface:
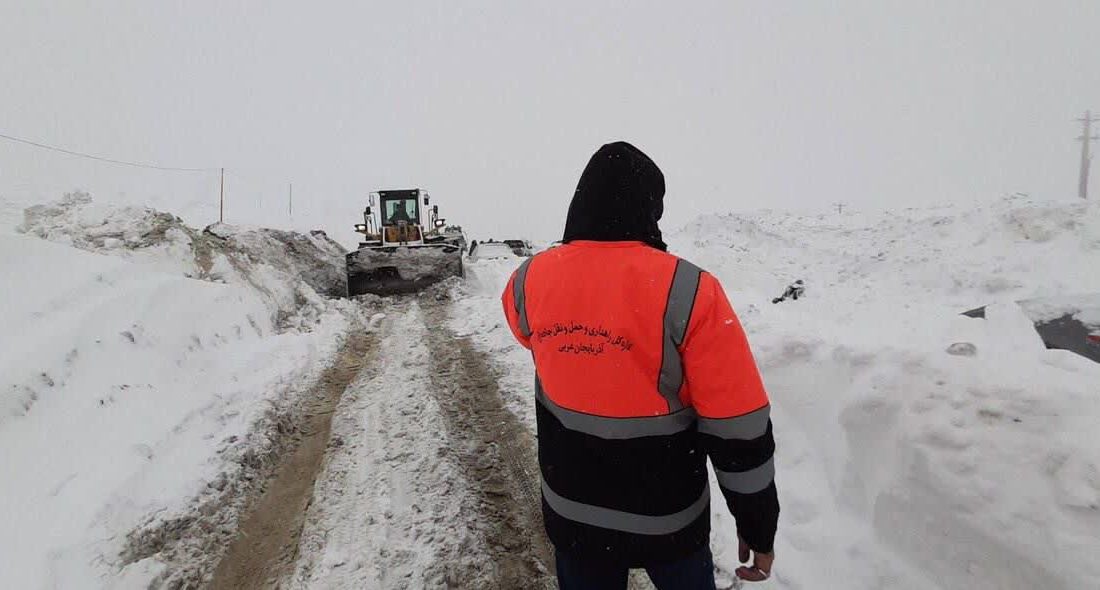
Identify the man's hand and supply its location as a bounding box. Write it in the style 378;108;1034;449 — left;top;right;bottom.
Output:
736;536;774;582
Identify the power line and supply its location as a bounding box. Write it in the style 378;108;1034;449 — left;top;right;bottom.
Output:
0;130;213;172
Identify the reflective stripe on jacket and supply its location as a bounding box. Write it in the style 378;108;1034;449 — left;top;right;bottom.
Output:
502;240;779;565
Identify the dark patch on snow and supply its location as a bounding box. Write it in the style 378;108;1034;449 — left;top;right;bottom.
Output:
1034;314;1100;364
962;306;987;319
961;302;1100;364
947;342;978;357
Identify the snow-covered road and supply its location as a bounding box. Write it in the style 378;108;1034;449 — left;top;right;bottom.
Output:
285;295;554;589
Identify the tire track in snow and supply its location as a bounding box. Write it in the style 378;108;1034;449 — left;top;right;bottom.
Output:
287;300;456;588
419;297;556;589
283;299;520;588
206;328;376;590
286;296;556;588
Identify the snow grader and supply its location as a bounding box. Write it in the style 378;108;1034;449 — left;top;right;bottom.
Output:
346;189;466;296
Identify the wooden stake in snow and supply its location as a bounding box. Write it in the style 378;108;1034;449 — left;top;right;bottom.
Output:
1078;111;1099;199
219;167;226;222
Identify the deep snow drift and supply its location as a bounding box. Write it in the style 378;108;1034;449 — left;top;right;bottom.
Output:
0;192;354;588
452;195;1100;590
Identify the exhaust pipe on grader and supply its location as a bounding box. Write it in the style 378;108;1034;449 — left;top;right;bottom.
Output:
346;189;466;296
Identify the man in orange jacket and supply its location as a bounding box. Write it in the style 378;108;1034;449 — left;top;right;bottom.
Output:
502;142;779;589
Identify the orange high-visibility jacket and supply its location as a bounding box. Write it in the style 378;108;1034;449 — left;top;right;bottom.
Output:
503;241;779;565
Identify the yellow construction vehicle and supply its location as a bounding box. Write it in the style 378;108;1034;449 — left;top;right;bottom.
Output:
346;189;465;296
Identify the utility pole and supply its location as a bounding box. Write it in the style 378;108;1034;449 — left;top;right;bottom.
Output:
289;182;293;218
219;167;225;222
1077;110;1099;199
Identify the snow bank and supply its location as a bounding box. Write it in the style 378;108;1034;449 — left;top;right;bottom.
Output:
452;196;1100;590
203;222;348;299
17;191;349;324
1;192;354;588
679;195;1100;590
1018;294;1100;326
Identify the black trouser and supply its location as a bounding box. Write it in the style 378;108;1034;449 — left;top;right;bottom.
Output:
555;546;717;590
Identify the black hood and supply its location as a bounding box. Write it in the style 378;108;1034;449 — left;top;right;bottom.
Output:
562;141;667;251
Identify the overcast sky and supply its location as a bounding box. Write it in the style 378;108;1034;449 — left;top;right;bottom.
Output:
2;1;1098;246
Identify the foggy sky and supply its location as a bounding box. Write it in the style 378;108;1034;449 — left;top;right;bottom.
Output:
2;1;1098;247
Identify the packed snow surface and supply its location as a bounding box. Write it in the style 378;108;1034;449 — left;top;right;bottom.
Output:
453;195;1100;590
0;193;351;588
290;302;475;588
